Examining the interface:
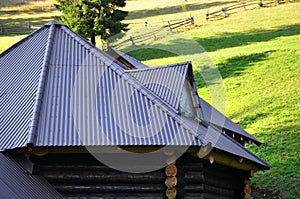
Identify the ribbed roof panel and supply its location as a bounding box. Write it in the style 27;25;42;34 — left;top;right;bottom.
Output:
126;63;189;111
0;27;49;150
0;153;62;198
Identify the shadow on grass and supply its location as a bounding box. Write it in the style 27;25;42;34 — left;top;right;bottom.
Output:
0;7;56;16
126;1;236;20
195;24;300;52
0;16;56;36
217;51;274;79
124;23;300;61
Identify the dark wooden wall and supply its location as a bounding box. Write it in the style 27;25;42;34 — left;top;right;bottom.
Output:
31;153;246;199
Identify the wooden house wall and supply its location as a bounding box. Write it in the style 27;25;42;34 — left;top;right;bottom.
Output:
31;153;246;198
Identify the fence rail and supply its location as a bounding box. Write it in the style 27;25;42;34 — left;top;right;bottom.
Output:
0;21;41;34
206;0;290;21
112;17;194;48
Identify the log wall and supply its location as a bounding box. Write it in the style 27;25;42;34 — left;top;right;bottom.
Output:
31;153;246;198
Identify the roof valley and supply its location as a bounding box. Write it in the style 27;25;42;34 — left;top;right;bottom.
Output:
27;23;57;145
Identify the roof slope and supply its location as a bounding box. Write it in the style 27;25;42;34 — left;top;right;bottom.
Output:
199;97;261;146
126;62;190;111
0;27;50;150
0;21;269;169
0;153;62;198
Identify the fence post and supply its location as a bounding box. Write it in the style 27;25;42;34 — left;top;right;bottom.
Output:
206;10;209;21
153;33;157;41
243;1;246;10
27;21;31;30
130;36;135;46
0;24;4;33
191;16;195;25
222;7;227;17
167;21;173;32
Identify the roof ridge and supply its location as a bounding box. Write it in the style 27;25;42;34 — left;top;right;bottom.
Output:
27;23;57;145
125;61;191;73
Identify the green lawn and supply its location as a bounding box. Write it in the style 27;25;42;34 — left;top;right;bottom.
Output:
1;1;299;198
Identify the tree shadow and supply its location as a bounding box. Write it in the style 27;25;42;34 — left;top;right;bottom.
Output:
217;51;274;79
123;23;300;60
126;1;236;20
195;24;300;52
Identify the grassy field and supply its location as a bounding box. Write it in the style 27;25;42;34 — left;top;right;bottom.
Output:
1;0;299;198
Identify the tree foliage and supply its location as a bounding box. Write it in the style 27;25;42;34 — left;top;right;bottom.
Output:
55;0;128;45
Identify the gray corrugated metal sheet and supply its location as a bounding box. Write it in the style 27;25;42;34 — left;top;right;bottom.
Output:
0;20;269;169
126;62;190;111
35;24;201;146
0;27;49;150
0;153;63;198
198;97;261;145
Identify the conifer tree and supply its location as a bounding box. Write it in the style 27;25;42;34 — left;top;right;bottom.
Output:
56;0;128;45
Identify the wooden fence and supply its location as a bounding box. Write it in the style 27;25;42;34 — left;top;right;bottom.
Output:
112;17;194;48
0;21;40;34
206;0;290;21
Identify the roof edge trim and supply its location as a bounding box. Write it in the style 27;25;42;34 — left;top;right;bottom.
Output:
27;23;56;145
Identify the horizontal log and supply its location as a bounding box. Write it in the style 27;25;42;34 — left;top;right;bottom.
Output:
165;176;177;188
204;192;235;199
204;174;242;190
180;163;203;171
183;171;204;183
38;164;112;171
204;166;242;181
205;184;237;197
183;184;204;192
65;193;165;198
54;184;165;194
43;172;165;184
183;193;204;199
38;164;165;172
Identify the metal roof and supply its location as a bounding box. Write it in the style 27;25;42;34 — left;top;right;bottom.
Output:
0;20;269;169
0;153;62;198
126;62;190;111
0;27;50;150
198;97;261;146
107;47;148;69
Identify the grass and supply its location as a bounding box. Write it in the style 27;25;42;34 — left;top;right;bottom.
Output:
0;0;59;52
0;0;299;198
